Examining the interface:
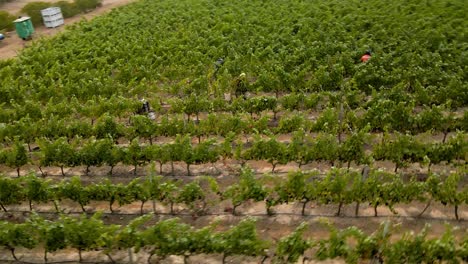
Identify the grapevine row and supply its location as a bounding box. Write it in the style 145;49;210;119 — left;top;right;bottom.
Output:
1;168;466;219
1;131;465;177
1;94;466;141
0;213;466;264
2;88;466;122
1;0;466;107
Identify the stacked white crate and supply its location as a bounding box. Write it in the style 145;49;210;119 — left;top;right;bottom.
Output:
41;7;64;28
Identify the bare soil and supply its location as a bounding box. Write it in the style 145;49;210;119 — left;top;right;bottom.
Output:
0;0;136;60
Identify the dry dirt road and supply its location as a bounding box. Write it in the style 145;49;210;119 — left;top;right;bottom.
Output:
0;0;135;60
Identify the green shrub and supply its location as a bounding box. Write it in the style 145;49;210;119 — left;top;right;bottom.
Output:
20;2;52;26
54;1;80;18
0;11;16;32
74;0;101;13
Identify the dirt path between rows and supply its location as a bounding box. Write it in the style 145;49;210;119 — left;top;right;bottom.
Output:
0;0;136;60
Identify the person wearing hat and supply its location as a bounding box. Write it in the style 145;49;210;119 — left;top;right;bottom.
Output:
233;72;248;99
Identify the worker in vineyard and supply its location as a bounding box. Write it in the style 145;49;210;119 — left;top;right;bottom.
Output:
360;51;372;63
232;72;248;99
214;57;224;78
137;98;150;114
136;98;156;120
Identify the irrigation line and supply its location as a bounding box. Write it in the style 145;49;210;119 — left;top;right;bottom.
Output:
16;168;295;179
2;209;465;223
8;160;464;180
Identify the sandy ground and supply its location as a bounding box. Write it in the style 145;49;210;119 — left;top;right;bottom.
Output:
0;0;136;60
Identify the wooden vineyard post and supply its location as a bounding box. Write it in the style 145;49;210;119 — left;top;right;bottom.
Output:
149;162;157;214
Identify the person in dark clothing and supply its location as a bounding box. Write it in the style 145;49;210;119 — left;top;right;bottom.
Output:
213;58;224;78
137;99;150;114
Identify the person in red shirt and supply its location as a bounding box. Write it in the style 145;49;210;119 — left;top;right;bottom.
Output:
360;51;372;62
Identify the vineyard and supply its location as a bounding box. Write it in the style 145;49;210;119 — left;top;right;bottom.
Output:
0;0;467;263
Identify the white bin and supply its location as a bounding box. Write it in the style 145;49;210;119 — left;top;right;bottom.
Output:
41;7;64;28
